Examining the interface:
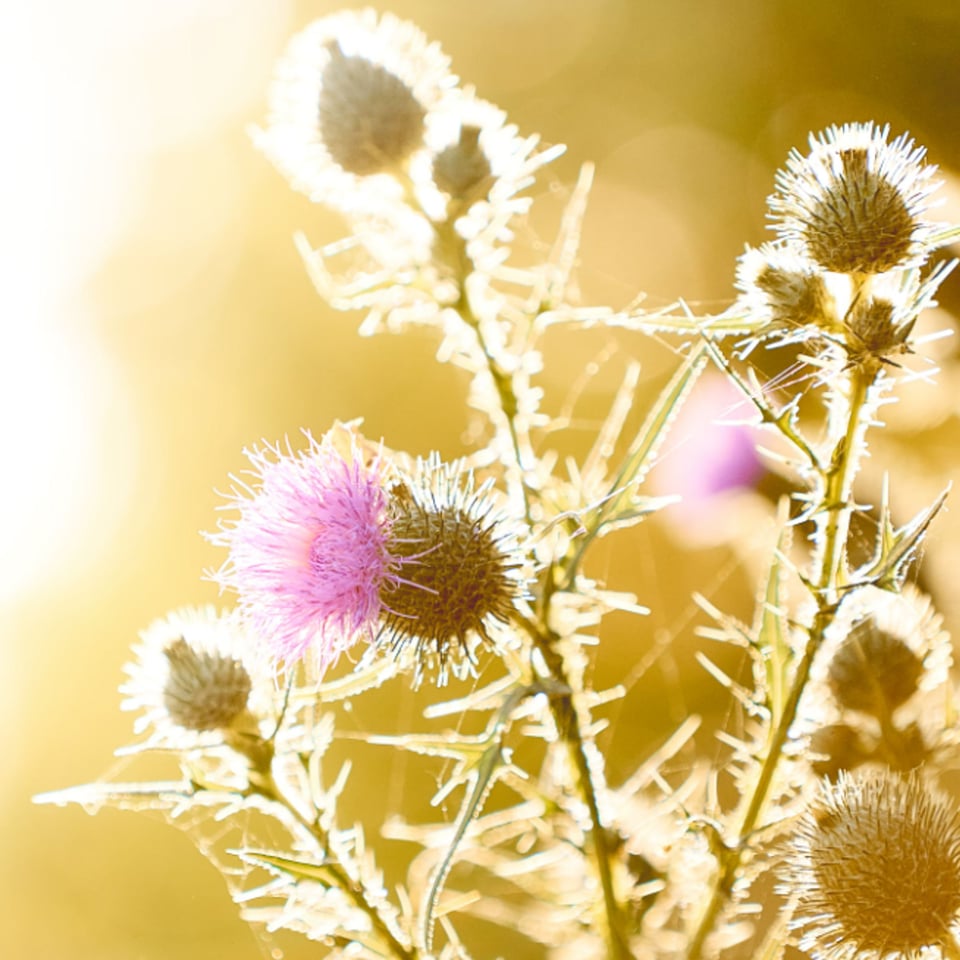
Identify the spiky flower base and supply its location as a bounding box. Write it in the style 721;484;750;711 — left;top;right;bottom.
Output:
379;459;522;684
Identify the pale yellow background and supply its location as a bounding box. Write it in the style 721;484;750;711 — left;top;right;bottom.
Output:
6;2;960;958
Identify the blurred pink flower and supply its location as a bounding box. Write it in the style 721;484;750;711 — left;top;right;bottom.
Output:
209;432;395;668
652;373;763;526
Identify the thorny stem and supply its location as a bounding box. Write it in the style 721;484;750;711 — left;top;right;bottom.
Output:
436;210;628;957
238;736;416;960
525;618;632;960
433;216;536;524
685;360;879;960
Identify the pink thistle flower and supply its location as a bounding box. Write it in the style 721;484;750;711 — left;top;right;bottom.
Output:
209;432;396;669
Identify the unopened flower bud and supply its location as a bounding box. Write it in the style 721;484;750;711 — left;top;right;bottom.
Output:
845;296;915;360
827;615;924;717
432;125;492;199
162;636;252;732
319;42;426;176
121;607;265;746
734;243;837;334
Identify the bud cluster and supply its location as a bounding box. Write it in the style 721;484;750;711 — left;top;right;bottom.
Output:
733;122;955;367
252;9;561;339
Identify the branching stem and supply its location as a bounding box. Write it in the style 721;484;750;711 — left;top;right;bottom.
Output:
241;738;416;960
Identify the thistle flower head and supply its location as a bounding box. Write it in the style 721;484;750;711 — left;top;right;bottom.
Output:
799;586;952;776
783;770;960;959
209;429;396;669
120;607;265;746
768;122;941;274
253;9;455;213
377;455;524;684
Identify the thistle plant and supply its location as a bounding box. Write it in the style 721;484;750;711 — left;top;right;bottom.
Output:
36;10;960;960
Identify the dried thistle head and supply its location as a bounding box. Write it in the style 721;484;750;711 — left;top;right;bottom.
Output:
783;769;960;959
378;456;524;684
768;122;941;275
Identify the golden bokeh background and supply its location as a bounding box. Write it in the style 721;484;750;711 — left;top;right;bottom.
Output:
6;2;960;958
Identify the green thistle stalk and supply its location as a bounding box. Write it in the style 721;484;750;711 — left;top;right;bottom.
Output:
685;349;882;960
431;211;630;958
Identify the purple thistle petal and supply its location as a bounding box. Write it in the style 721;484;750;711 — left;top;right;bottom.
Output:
209;433;394;668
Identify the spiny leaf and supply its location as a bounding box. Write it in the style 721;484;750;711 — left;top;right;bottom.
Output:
537;161;594;310
362;731;494;764
754;502;793;729
33;780;197;814
540;304;765;338
421;685;534;951
857;483;949;589
562;342;708;584
236;849;341;887
422;735;511;951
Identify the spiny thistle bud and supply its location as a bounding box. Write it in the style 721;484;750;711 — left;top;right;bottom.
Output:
161;637;252;732
734;242;838;334
783;770;960;959
379;457;522;684
768;122;940;275
844;295;915;361
319;42;426;176
431;124;492;200
826;614;925;718
121;607;262;746
252;10;454;210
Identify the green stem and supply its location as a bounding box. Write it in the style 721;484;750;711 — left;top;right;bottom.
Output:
434;202;626;956
685;361;878;960
813;363;873;594
433;217;535;523
529;625;632;960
